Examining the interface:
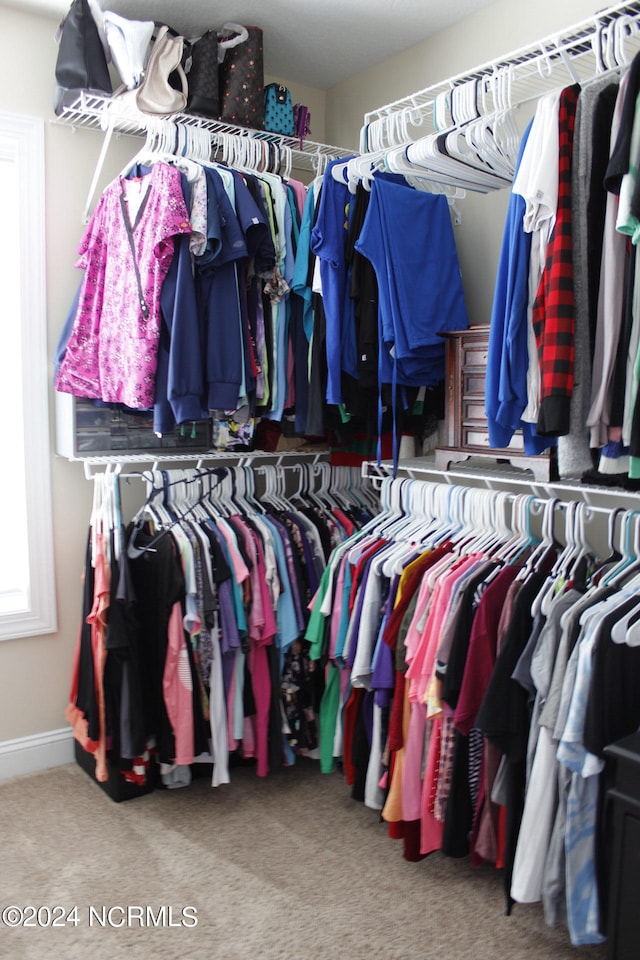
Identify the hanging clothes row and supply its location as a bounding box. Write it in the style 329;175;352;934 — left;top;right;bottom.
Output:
65;462;379;793
487;42;640;489
305;476;640;949
306;155;470;471
53;114;471;468
53;120;333;454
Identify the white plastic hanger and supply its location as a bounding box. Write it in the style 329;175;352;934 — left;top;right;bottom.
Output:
255;464;288;512
538;501;593;616
516;495;560;585
617;559;640;646
375;479;450;577
500;494;541;564
407;125;513;191
601;510;640;586
461;70;520;181
616;14;635;66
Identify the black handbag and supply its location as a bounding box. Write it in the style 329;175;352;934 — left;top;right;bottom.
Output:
186;29;220;118
53;0;112;115
218;25;264;129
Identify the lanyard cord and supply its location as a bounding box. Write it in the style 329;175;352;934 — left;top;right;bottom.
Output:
119;192;150;320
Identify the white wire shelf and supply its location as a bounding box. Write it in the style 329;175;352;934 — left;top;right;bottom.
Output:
361;1;640;153
362;456;640;511
56;90;353;172
73;448;331;479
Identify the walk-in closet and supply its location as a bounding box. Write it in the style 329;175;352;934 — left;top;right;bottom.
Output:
2;2;640;958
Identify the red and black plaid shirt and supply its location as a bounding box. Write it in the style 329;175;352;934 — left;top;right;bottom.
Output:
533;84;580;437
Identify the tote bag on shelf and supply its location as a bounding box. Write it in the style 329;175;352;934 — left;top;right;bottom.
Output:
263;83;295;136
218;24;264;129
53;0;112;115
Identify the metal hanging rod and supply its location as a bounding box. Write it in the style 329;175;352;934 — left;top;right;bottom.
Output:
373;472;624;526
362;457;640;512
81;449;329;480
361;1;640;153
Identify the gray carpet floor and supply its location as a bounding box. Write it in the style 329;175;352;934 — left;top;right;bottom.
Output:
0;759;608;960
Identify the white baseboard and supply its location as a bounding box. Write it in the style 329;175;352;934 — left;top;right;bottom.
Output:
0;727;74;781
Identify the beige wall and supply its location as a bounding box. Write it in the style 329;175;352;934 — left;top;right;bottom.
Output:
0;0;617;748
0;7;134;743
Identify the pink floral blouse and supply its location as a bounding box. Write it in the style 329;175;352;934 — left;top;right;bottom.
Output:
56;162;191;409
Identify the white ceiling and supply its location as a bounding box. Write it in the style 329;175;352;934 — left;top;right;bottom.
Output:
15;0;499;89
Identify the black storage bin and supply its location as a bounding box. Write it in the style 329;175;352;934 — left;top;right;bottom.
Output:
604;731;640;960
74;740;157;803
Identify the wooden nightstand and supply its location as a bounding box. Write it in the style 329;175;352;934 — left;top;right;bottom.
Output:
434;325;550;482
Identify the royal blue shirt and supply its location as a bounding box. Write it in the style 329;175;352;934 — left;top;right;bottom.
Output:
356;177;469;388
311;157;358;405
486;122;552;456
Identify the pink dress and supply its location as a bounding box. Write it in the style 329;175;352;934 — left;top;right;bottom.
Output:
56;162;191;409
162;600;194;767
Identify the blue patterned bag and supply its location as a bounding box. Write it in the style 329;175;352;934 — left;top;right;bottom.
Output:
263;83;295;136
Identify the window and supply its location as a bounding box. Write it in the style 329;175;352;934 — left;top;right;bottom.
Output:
0;112;56;639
